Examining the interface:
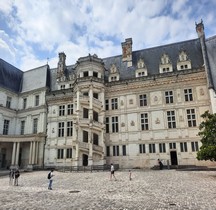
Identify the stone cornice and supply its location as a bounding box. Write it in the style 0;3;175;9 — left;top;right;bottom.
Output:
0;133;46;142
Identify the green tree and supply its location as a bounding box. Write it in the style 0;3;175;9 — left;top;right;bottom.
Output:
197;111;216;161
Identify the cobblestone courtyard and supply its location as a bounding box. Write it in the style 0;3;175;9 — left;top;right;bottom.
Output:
0;170;216;210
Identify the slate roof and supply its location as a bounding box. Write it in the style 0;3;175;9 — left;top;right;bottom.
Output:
103;38;204;81
206;35;216;90
21;65;49;93
0;59;23;92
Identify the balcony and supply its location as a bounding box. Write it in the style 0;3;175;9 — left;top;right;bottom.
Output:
93;144;103;153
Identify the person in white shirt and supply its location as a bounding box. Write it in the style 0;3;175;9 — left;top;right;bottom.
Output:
110;163;117;181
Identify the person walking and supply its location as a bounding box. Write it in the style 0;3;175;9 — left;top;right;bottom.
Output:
110;163;117;181
158;159;163;170
9;169;14;185
48;169;54;190
14;169;20;186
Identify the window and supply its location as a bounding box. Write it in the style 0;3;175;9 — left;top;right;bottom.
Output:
111;98;118;110
83;92;88;96
83;108;89;118
23;98;27;109
33;118;38;134
165;91;173;104
67;104;73;115
169;142;176;149
139;94;147;106
191;141;199;152
167;111;176;128
112;116;119;133
20;121;25;135
139;144;146;153
187;109;196;127
35;95;39;106
106;117;109;133
59;105;65;116
122;145;126;156
93;111;98;122
111;76;117;81
58;122;65;137
159;143;166;153
93;93;98;99
93;133;99;145
106;146;110;156
105;99;109;110
113;145;119;156
69;84;73;88
67;121;73;136
83;71;89;77
149;144;156;153
184;88;193;101
180;142;188;152
141;113;149;130
93;72;98;77
6;96;11;108
66;148;72;159
60;85;65;90
138;72;145;77
83;130;88;143
3;120;10;135
57;149;64;159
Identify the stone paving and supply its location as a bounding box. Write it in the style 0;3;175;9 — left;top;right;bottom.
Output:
0;169;216;210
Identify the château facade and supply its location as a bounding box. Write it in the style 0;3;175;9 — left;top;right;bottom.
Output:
0;21;216;169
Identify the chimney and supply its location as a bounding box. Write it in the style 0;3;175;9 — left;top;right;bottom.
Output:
196;19;204;38
57;52;66;79
121;38;133;67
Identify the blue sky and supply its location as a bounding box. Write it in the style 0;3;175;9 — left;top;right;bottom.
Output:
0;0;216;71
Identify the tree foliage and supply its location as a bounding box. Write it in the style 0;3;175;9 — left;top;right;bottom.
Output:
197;111;216;161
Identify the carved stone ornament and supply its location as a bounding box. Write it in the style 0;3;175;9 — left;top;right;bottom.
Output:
53;109;56;114
154;96;158;102
52;128;55;133
121;122;125;127
155;118;160;124
200;88;204;96
129;99;133;104
121;100;124;106
131;121;135;126
179;116;184;121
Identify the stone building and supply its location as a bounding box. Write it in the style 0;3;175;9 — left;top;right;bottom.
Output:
0;21;216;169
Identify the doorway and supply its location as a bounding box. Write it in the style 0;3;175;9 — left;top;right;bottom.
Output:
170;151;178;165
82;154;88;166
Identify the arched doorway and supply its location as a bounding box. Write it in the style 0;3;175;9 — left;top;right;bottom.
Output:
82;154;88;166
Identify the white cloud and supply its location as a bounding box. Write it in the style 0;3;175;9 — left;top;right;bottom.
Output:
0;0;216;71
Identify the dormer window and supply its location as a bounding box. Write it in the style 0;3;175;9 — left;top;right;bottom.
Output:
136;58;148;77
137;59;145;69
177;51;191;70
109;64;119;82
159;53;173;73
110;64;117;73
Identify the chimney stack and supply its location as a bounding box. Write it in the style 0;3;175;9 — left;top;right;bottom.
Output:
121;38;133;67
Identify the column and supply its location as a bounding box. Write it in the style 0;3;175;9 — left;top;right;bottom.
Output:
89;85;93;109
35;141;39;165
28;142;33;164
32;141;36;164
15;142;20;165
11;142;16;165
74;144;79;166
88;130;93;165
76;88;80;111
